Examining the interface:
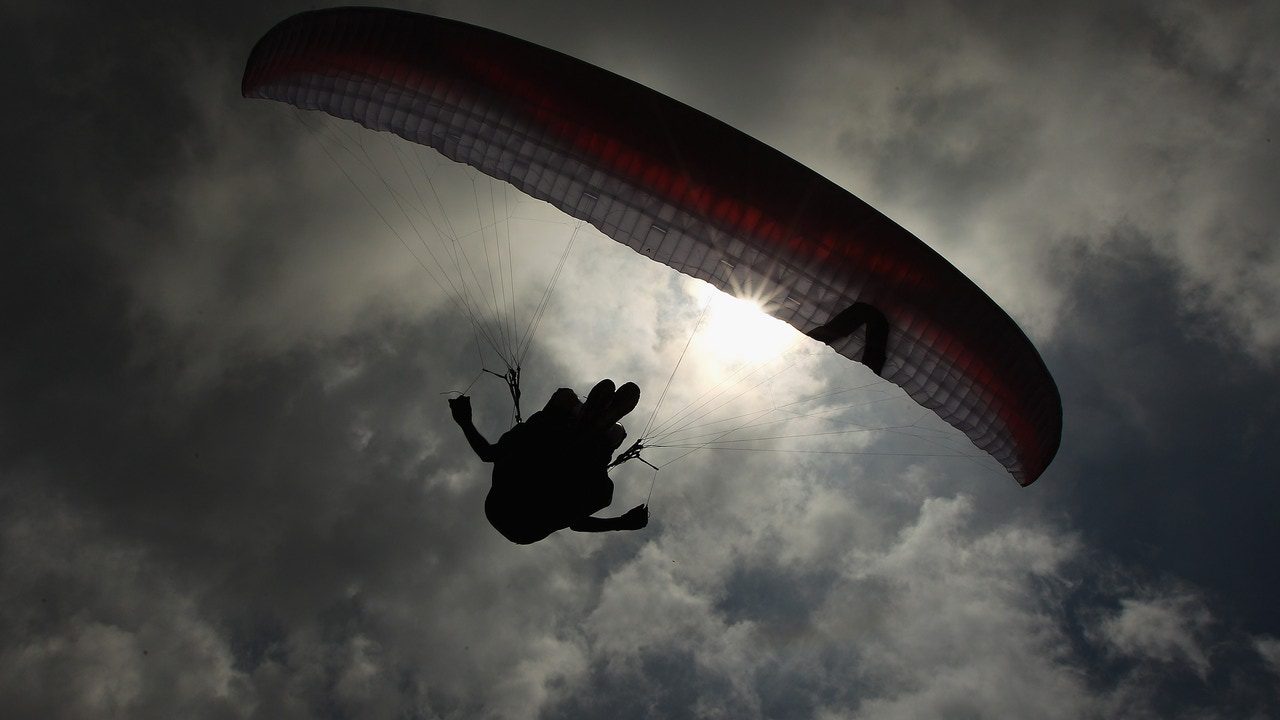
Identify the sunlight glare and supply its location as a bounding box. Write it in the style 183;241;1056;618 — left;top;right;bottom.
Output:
696;285;799;364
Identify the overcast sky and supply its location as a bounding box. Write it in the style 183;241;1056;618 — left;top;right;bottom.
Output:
4;1;1280;718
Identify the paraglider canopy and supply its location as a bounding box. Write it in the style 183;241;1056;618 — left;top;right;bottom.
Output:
243;6;1061;485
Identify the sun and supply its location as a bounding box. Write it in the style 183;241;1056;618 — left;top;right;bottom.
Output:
694;283;800;365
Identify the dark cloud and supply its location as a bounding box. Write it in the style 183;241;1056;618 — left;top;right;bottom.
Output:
1041;231;1280;636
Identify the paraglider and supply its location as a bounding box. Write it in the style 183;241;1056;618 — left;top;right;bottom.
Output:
242;6;1062;543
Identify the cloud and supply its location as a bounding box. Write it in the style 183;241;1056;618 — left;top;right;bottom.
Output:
753;0;1280;357
536;493;1091;719
1257;636;1280;680
0;491;255;720
816;496;1090;719
1093;592;1215;678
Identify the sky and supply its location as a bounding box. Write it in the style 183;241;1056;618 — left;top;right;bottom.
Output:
3;1;1279;718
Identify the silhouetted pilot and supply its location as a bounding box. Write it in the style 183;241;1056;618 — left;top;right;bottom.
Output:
450;379;648;544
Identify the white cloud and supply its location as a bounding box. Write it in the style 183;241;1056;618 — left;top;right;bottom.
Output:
1093;592;1215;679
537;491;1101;719
1256;636;1280;680
816;496;1091;719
